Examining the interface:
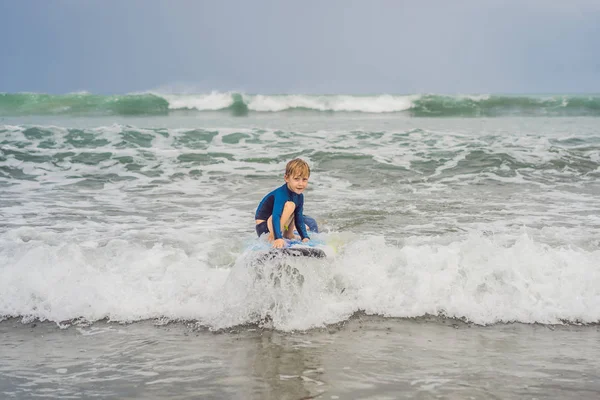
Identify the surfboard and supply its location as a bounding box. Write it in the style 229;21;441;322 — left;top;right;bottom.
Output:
254;246;326;264
247;237;327;288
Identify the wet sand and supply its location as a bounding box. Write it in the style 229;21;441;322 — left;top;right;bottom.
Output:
1;316;599;399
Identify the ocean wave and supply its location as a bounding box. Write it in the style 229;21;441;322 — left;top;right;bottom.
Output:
0;92;170;116
1;230;599;330
2;92;600;116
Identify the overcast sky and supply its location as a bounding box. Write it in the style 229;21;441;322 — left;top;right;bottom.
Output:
1;0;599;94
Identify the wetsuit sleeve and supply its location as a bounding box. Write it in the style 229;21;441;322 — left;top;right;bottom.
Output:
271;187;287;240
295;196;310;240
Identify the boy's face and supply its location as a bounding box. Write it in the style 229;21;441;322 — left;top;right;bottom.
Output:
285;173;309;195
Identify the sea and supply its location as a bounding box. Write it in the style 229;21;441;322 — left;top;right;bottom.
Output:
1;92;600;399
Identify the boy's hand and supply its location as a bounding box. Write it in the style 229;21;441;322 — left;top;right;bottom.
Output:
302;238;309;243
273;239;285;248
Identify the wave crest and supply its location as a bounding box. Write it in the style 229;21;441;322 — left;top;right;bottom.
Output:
1;92;600;116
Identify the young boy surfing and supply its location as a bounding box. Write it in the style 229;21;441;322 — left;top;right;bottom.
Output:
255;158;311;248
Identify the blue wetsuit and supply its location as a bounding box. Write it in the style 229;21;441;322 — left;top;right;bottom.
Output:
255;184;309;240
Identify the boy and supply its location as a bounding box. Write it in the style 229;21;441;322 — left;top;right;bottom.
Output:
255;158;311;248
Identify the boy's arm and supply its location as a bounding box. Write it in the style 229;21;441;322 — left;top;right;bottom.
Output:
271;190;286;240
295;199;310;240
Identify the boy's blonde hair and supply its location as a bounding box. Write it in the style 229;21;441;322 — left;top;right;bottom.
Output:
285;158;311;178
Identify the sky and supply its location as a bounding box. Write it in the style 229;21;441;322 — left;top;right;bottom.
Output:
1;0;599;94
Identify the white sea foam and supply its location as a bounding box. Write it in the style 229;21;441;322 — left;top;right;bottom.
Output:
155;92;418;113
247;94;416;113
161;91;236;111
1;228;599;330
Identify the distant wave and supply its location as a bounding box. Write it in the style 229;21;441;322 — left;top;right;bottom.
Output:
1;92;600;117
0;92;170;116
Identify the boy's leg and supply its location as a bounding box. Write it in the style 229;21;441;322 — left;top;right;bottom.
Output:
267;201;296;241
283;218;297;240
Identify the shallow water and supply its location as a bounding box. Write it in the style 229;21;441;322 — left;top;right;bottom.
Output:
1;317;599;399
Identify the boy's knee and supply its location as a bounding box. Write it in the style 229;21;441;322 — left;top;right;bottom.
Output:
283;201;296;212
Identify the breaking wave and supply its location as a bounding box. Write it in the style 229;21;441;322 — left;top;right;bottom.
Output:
2;92;600;116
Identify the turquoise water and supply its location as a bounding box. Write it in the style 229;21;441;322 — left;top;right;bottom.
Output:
2;92;600;116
